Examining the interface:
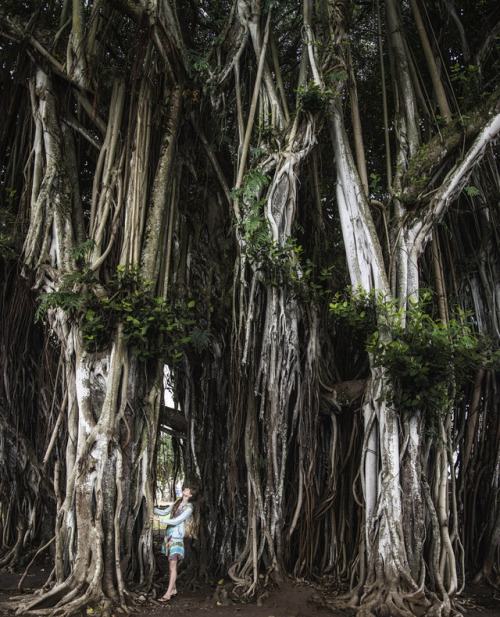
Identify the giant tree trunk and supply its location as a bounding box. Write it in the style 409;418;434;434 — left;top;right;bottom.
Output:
19;330;159;616
324;1;500;614
12;66;156;615
224;0;330;593
6;6;186;609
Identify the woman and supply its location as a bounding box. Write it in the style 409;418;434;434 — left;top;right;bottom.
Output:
151;486;198;602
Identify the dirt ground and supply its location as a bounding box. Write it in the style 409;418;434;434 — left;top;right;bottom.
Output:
1;562;499;617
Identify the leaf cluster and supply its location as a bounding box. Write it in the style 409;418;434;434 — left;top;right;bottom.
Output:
232;167;271;202
330;288;500;420
295;82;337;114
35;257;196;362
232;167;272;247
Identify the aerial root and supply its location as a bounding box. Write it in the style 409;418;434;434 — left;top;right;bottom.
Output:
422;591;459;617
18;537;56;592
385;591;415;617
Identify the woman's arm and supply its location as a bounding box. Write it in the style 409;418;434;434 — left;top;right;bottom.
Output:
164;504;193;526
154;506;173;515
154;504;173;516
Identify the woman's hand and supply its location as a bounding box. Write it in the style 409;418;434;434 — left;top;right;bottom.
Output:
150;514;160;522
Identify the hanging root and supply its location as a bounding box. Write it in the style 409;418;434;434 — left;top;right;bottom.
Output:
18;537;55;592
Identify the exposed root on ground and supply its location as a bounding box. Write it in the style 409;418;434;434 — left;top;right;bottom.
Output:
315;584;460;617
14;574;130;617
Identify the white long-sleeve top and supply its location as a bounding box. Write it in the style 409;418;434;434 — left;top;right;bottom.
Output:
154;502;193;541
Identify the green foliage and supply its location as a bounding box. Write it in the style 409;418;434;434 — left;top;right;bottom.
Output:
330;288;500;419
242;223;335;300
450;62;481;103
241;202;271;245
288;254;335;300
232;166;335;301
450;63;479;85
369;173;381;193
187;50;211;78
189;327;211;352
329;286;379;334
4;187;17;205
118;292;195;362
233;167;272;247
71;238;96;261
35;289;84;322
232;167;270;202
186;50;216;91
464;185;480;197
256;117;278;141
295;82;336;114
250;147;265;160
324;68;348;82
407;144;431;190
35;245;197;362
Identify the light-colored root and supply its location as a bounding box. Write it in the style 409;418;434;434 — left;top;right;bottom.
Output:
385;590;415;617
14;576;123;617
15;577;75;615
18;538;55;592
337;586;454;617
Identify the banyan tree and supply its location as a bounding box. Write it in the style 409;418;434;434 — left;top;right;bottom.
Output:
1;1;500;616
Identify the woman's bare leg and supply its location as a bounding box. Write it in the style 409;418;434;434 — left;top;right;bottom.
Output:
162;559;178;600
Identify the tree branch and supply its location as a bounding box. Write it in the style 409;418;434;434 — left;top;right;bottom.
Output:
410;108;500;254
401;90;500;203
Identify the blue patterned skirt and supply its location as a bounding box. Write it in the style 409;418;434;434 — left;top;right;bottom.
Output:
168;540;184;561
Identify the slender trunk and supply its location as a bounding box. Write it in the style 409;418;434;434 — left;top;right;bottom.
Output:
409;0;453;123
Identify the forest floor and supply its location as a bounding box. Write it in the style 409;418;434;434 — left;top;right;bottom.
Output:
1;560;499;617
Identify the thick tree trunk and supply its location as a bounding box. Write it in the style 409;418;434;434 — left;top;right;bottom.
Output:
12;28;177;613
17;322;159;615
327;73;430;617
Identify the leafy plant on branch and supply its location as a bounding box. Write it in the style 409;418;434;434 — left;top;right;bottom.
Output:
35;255;196;361
295;82;338;113
232;167;272;254
330;288;500;418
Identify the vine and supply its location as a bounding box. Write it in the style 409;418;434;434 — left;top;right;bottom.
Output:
232;168;334;298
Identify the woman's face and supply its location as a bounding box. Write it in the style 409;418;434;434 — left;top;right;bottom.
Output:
183;487;193;499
